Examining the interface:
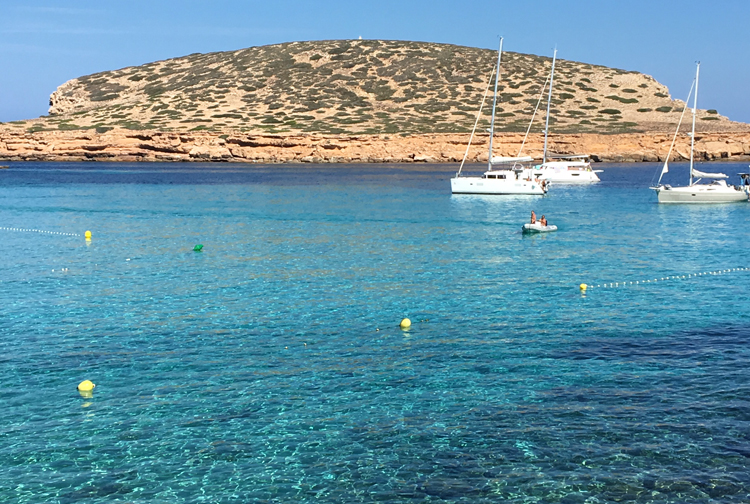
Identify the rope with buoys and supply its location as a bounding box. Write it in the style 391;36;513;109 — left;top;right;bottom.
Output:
0;226;81;237
580;267;749;292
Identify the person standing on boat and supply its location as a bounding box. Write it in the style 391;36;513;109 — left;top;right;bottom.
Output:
530;211;536;224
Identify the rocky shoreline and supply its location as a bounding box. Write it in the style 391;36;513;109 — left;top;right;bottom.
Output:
2;128;750;163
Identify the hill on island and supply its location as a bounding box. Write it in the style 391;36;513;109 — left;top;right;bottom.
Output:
14;40;747;135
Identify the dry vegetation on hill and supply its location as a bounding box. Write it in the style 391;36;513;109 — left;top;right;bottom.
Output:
4;40;746;135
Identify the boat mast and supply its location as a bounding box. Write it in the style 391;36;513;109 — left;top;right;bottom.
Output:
542;48;557;165
487;37;503;171
689;62;700;186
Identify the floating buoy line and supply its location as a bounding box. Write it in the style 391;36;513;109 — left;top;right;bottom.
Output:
0;226;81;237
580;267;749;292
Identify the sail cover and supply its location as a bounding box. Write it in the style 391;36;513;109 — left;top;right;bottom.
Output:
692;168;728;179
549;154;589;159
491;156;533;165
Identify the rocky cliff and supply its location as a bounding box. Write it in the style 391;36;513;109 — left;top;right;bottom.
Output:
2;128;749;163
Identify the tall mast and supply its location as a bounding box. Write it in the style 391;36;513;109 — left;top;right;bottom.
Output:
689;62;700;186
542;48;557;165
487;37;503;171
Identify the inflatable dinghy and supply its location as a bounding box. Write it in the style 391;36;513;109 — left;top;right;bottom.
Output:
522;222;558;233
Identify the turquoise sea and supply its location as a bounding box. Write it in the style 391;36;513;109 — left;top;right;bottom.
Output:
1;161;749;503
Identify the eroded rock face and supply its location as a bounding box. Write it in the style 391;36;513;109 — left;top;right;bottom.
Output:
48;80;90;116
2;127;749;163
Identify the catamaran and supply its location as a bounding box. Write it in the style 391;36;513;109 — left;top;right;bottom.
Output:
651;63;749;203
530;49;601;184
451;38;547;196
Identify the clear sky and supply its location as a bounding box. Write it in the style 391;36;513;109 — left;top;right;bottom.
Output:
1;0;748;123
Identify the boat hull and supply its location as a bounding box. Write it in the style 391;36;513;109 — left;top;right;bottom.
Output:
451;176;546;195
656;185;749;203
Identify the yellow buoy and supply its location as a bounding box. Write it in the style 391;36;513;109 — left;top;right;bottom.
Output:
579;283;587;292
77;380;95;392
399;318;411;329
84;230;92;240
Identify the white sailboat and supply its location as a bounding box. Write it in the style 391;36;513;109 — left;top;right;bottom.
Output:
651;63;749;203
531;49;601;184
451;38;547;196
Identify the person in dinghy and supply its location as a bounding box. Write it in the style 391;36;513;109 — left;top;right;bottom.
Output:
522;213;557;233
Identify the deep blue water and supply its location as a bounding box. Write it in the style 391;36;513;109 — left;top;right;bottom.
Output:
1;161;749;503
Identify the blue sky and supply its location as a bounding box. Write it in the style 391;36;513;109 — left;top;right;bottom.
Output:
1;0;749;123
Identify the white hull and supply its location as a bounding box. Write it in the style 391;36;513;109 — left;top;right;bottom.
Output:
532;162;600;184
655;184;749;203
522;223;557;233
451;176;545;195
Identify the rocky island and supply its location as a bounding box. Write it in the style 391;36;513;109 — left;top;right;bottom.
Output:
2;39;749;163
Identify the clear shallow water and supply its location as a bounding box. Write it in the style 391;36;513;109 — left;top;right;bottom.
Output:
1;161;749;503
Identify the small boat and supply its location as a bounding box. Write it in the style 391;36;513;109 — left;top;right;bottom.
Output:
522;222;558;233
651;63;749;204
